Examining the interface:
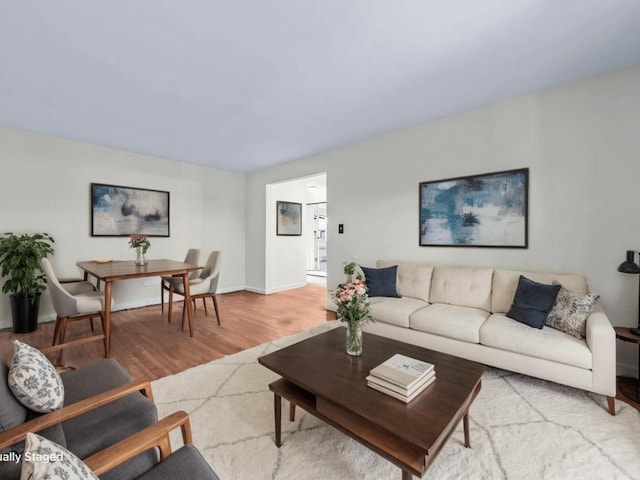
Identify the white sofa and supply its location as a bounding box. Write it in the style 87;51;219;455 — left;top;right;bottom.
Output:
362;260;617;415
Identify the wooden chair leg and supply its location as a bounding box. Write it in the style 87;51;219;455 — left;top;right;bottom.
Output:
607;396;616;416
160;282;165;315
168;286;174;323
52;316;62;346
90;317;95;333
212;294;221;325
202;298;208;315
100;313;108;356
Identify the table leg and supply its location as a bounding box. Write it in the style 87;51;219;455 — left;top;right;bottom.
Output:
104;280;112;358
463;412;470;448
182;272;194;337
402;469;412;480
274;393;282;447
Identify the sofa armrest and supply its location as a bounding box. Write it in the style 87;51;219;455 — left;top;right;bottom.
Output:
585;303;616;396
84;411;192;476
0;379;153;450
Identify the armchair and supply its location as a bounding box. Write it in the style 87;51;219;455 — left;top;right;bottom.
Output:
41;258;111;355
0;356;158;480
160;248;200;316
168;250;222;331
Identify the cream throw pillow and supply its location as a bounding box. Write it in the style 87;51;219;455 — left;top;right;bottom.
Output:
8;340;64;413
20;433;99;480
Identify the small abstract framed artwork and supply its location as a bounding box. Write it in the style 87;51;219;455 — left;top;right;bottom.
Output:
276;201;302;236
419;168;528;248
91;183;170;237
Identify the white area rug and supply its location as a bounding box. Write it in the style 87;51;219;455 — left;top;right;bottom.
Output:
152;322;640;479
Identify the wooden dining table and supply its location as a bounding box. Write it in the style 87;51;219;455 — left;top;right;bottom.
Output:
76;259;202;357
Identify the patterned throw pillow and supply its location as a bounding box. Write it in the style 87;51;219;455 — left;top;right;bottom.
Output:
8;340;64;413
20;432;99;480
546;283;599;339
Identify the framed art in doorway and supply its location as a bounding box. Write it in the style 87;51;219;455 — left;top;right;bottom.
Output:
276;201;302;236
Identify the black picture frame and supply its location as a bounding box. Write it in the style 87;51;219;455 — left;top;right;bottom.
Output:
419;168;528;248
91;183;170;237
276;201;302;236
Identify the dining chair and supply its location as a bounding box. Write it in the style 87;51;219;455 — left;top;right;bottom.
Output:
160;248;200;316
41;258;113;354
167;250;221;330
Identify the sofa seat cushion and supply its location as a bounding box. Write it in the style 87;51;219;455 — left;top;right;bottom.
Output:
410;304;490;343
369;297;428;328
480;314;592;369
61;360;159;480
136;445;220;480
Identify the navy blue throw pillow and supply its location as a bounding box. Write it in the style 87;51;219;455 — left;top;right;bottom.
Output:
506;276;561;329
360;265;400;298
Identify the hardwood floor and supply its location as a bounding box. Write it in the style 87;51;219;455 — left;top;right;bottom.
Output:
1;285;636;414
0;284;333;380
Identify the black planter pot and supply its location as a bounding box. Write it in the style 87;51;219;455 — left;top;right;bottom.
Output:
10;293;41;333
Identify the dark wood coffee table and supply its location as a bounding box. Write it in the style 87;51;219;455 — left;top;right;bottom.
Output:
258;327;484;479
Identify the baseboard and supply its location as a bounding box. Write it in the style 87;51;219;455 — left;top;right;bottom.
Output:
617;361;637;378
264;282;308;295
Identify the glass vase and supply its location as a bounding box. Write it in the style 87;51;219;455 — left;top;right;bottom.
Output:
346;320;363;356
135;247;148;266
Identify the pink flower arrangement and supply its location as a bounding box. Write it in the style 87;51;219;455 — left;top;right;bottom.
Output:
128;234;151;254
331;280;373;325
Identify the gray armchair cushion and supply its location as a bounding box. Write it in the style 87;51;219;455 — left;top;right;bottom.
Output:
0;360;26;433
61;360;159;480
135;445;219;480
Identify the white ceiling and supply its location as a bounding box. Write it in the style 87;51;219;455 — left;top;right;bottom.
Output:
1;1;640;173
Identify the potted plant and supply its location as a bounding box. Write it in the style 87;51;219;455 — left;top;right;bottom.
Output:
0;232;55;332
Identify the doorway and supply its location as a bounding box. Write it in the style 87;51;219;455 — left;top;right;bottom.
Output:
307;202;327;278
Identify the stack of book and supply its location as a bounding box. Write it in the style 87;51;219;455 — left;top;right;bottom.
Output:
366;353;436;403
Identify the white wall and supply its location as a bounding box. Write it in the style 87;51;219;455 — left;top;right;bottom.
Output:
0;127;246;329
246;64;640;374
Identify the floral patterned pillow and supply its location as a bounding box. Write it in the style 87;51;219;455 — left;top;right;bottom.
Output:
546;283;599;339
20;432;99;480
8;340;64;413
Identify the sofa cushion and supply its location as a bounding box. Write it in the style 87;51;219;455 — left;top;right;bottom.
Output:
360;265;400;298
410;304;490;343
546;283;599;339
21;433;99;480
369;297;429;328
479;314;592;369
0;360;27;434
506;276;561;329
8;340;64;413
136;444;220;480
61;360;159;480
429;266;493;311
377;261;433;302
492;269;588;314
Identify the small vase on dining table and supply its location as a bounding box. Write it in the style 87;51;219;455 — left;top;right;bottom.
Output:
346;320;363;356
135;247;148;266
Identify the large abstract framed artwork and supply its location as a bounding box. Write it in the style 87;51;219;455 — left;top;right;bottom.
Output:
91;183;170;237
276;201;302;236
419;168;528;248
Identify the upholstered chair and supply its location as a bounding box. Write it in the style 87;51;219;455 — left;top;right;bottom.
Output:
41;258;113;353
167;250;222;330
160;248;200;315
